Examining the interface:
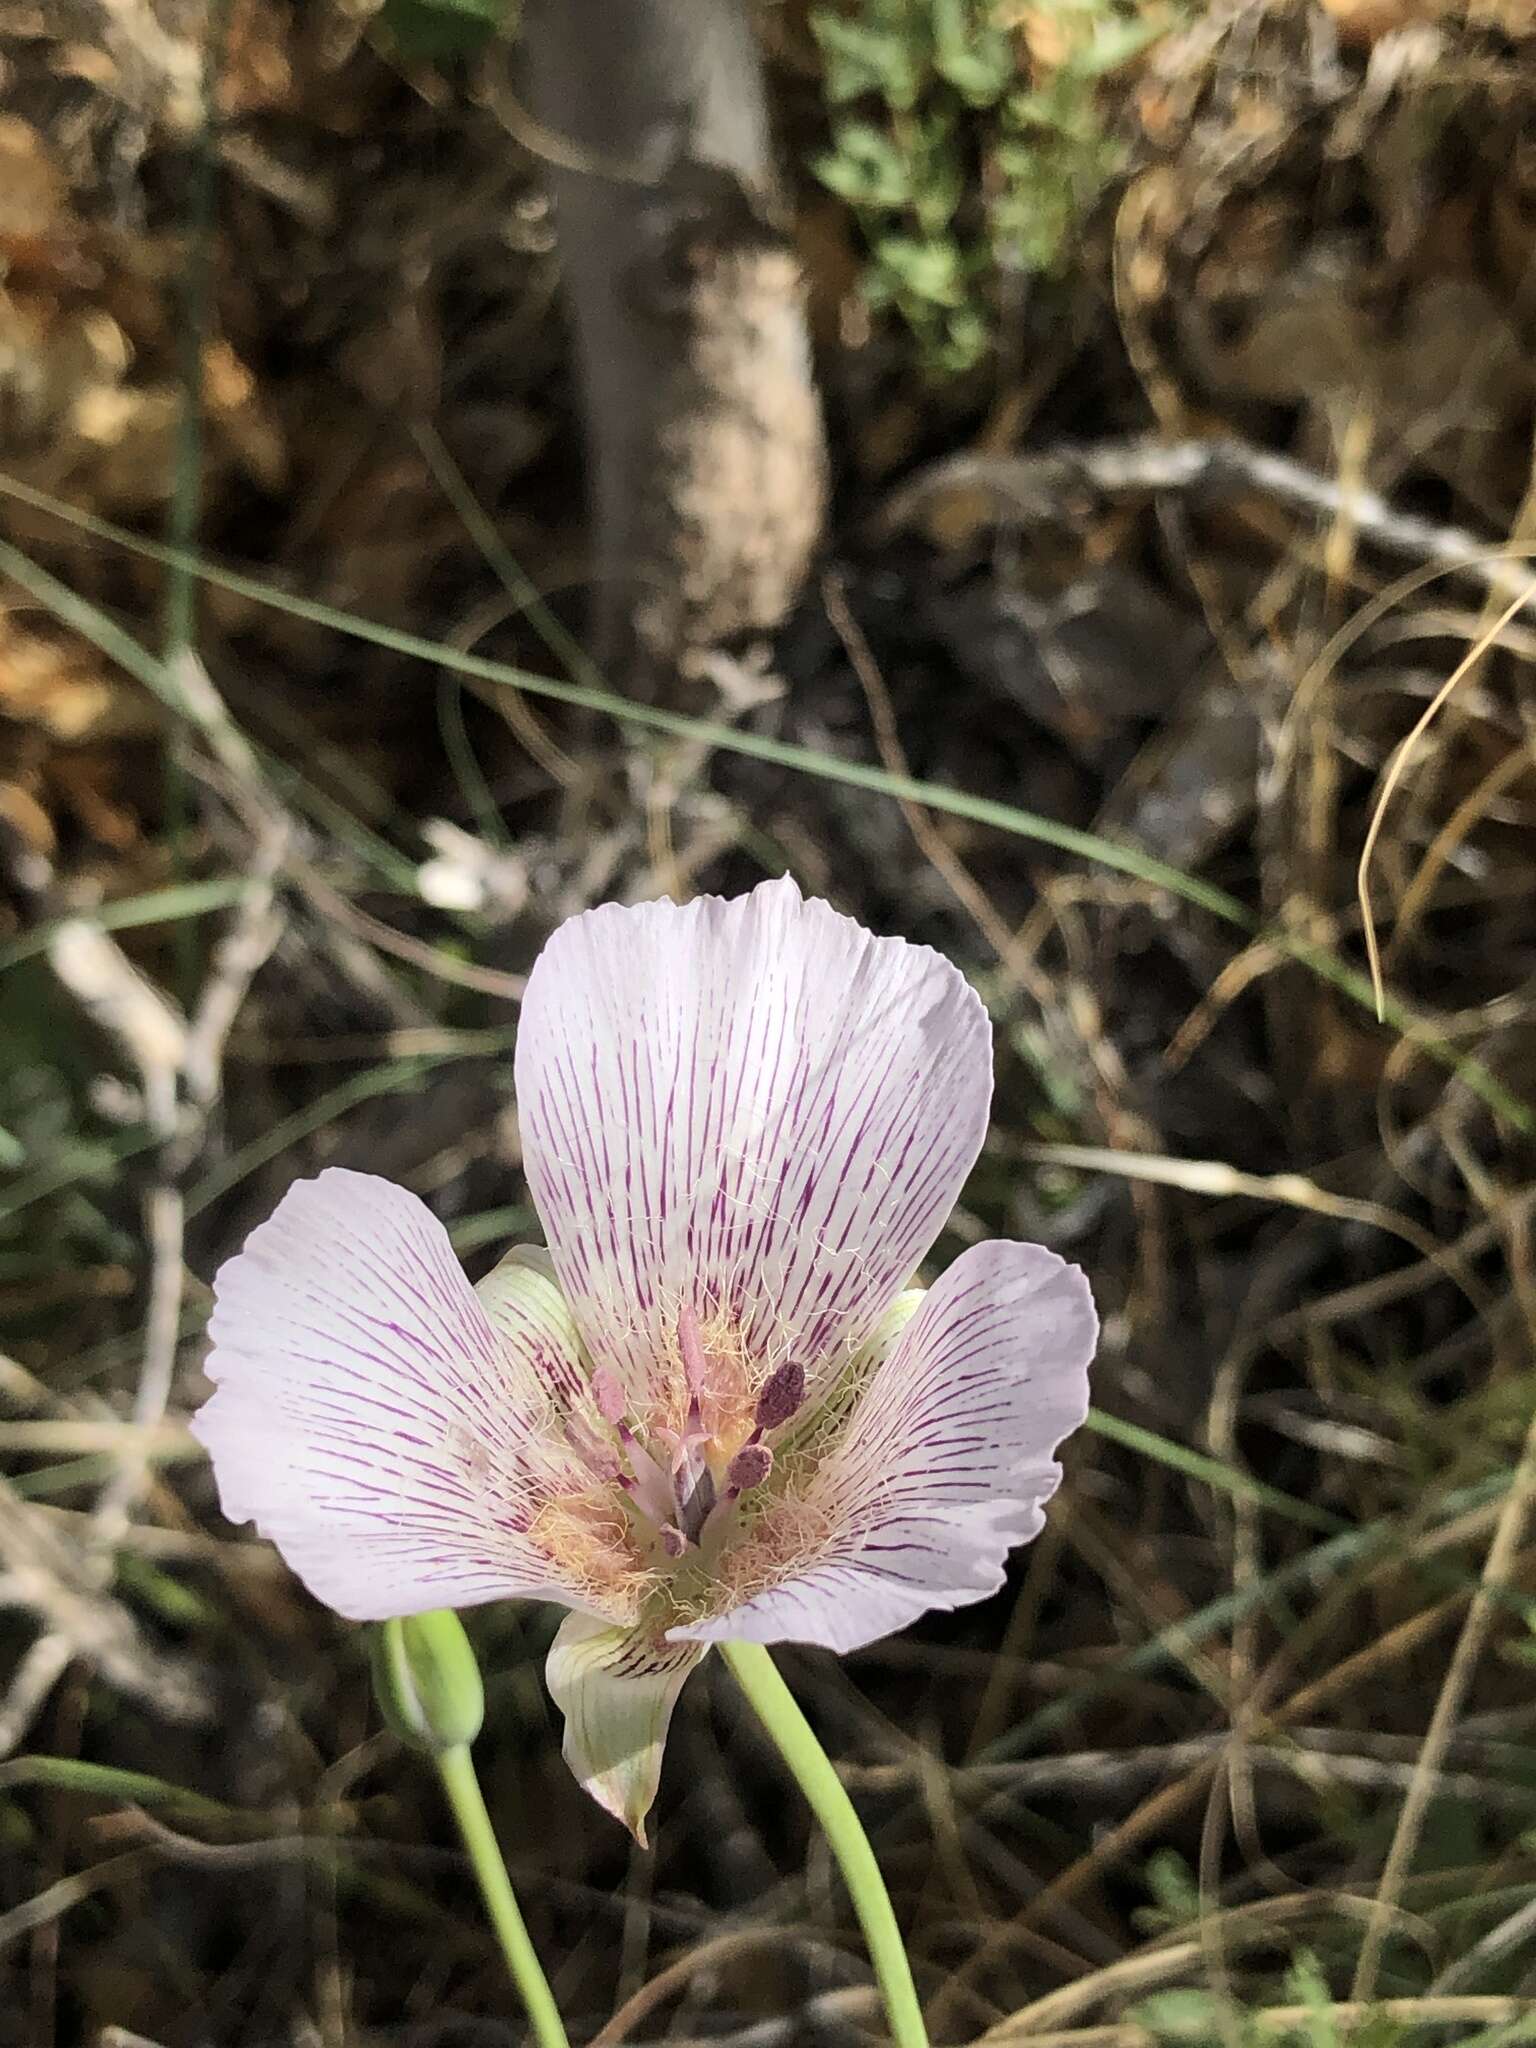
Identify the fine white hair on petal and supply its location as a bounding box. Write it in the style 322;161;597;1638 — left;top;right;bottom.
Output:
191;1168;592;1622
515;875;993;1400
672;1240;1096;1655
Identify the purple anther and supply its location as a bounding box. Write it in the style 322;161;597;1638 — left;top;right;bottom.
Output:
727;1442;773;1491
591;1367;626;1425
574;1435;622;1484
754;1360;805;1432
660;1524;688;1558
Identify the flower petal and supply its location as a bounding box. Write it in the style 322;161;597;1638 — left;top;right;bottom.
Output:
674;1240;1095;1654
515;876;991;1400
192;1168;594;1622
474;1243;594;1417
544;1612;703;1845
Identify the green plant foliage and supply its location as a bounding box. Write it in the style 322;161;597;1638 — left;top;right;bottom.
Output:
378;0;515;62
810;0;1170;375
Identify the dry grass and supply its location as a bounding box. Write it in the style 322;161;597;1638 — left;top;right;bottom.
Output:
2;3;1536;2045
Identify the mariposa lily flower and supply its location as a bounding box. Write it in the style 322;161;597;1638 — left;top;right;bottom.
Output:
194;879;1096;1841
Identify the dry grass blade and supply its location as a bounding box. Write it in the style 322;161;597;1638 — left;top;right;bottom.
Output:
6;6;1536;2038
1350;1368;1536;2003
1356;578;1536;1020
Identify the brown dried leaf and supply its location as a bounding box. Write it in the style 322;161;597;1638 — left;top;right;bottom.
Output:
0;615;147;742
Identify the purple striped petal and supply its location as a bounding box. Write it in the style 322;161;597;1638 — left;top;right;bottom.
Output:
515;877;992;1403
192;1169;598;1622
544;1613;704;1844
673;1241;1095;1654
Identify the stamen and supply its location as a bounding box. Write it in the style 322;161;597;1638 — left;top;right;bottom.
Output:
660;1524;688;1558
754;1360;805;1432
677;1304;709;1394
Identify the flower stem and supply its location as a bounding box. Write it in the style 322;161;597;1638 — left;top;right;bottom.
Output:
721;1641;929;2048
436;1742;570;2048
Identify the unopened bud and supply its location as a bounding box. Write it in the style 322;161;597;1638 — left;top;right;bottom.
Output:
370;1610;484;1755
727;1442;773;1491
754;1360;805;1432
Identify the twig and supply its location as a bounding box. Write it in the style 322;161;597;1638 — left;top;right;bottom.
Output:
44;921;185;1137
1357;577;1536;1016
3;755;285;1747
588;1930;866;2048
181;842;286;1111
0;1850;153;1959
82;833;286;1556
880;435;1536;618
823;571;1036;984
978;2001;1536;2047
0;1636;74;1758
0;1483;206;1735
612;1987;880;2048
839;1728;1536;1808
1351;1310;1536;1999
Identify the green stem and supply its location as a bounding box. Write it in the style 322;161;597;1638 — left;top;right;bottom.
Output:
721;1641;929;2048
436;1743;570;2048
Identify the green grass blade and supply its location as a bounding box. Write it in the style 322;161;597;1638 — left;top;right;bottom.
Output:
0;1754;231;1820
982;1470;1515;1762
1;476;1529;1132
0;877;256;977
1084;1407;1348;1536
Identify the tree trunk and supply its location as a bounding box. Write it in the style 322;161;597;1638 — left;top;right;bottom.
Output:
521;0;826;690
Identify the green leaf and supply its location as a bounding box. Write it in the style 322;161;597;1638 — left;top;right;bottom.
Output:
931;0;1012;104
378;0;512;61
811;14;924;109
1281;1950;1341;2048
0;1754;231;1820
815;123;912;209
1074;12;1165;79
874;232;965;305
1126;1988;1224;2042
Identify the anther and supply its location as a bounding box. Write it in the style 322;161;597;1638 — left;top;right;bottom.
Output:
561;1413;622;1483
754;1360;805;1432
660;1524;688;1558
677;1304;710;1394
727;1442;773;1491
591;1367;626;1425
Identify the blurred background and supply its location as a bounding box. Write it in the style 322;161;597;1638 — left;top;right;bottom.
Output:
3;1;1536;2043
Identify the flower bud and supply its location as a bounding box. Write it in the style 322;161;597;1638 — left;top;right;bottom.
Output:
369;1610;484;1755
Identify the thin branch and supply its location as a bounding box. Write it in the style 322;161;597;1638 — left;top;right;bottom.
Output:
881;435;1536;617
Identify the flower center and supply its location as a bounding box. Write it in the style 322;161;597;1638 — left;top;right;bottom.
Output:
527;1305;808;1616
617;1306;805;1560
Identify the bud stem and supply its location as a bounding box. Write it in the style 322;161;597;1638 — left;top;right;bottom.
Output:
436;1742;571;2048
